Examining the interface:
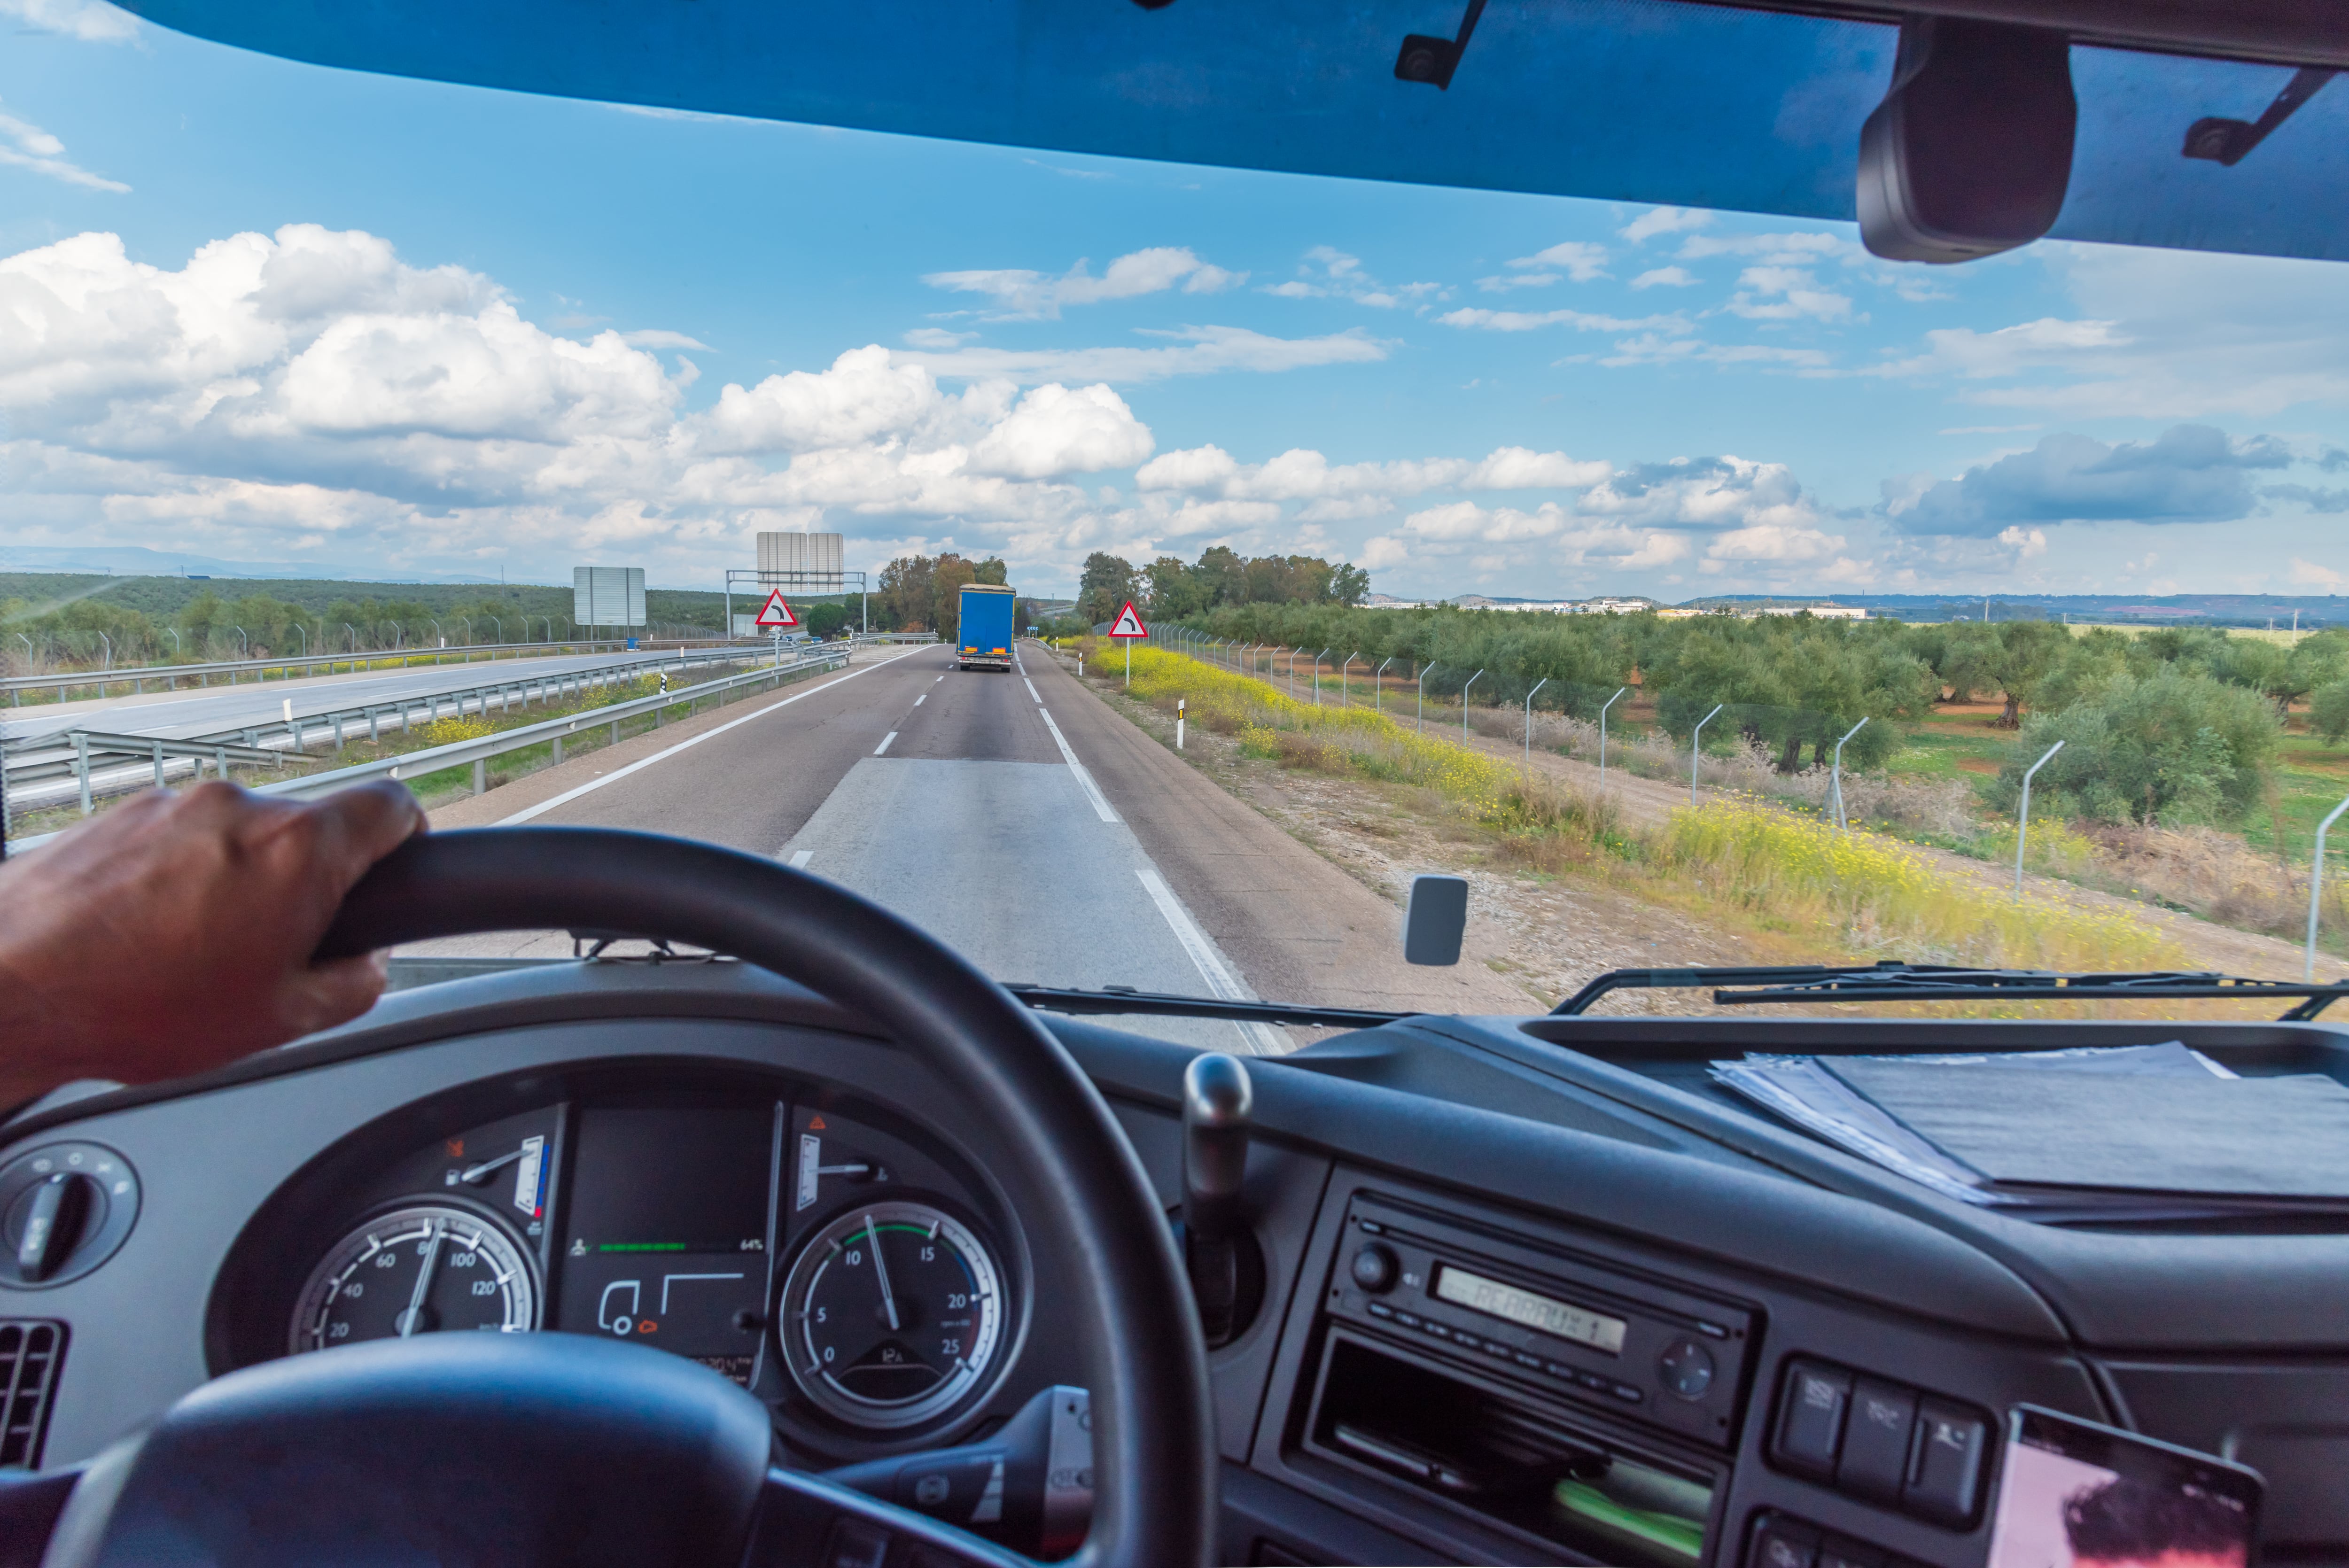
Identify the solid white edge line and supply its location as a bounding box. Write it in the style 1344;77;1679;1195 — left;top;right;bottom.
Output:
1035;707;1117;823
495;647;924;826
786;850;813;869
875;731;897;755
1134;868;1285;1056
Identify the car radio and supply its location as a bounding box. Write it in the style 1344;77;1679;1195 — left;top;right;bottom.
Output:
1322;1192;1756;1451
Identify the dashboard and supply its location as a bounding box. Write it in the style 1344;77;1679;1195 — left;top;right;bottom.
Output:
5;958;2349;1565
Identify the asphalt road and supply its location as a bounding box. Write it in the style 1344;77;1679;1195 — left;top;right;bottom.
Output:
416;644;1283;1051
0;647;743;747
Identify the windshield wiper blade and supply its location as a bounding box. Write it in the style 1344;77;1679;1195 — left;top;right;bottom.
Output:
1002;983;1408;1029
1551;961;2349;1021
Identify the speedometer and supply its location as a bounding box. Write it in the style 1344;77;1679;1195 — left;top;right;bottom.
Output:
779;1200;1005;1429
290;1204;538;1355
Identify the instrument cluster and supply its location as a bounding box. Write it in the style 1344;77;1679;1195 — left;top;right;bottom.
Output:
210;1070;1020;1447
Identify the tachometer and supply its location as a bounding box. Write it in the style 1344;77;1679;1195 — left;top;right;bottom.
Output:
779;1200;1005;1429
290;1204;538;1355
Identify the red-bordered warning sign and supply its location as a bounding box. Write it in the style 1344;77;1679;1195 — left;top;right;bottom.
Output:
1107;600;1149;638
754;589;799;629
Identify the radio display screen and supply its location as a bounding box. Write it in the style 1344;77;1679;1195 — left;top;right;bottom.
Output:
1435;1264;1626;1354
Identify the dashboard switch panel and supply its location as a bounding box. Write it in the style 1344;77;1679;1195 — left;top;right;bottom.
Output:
1768;1358;1993;1529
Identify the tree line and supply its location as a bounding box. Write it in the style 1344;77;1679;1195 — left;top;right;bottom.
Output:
1165;602;2349;828
1073;548;1371;629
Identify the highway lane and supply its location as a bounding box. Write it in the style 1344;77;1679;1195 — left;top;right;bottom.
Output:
412;642;1278;1051
0;646;752;747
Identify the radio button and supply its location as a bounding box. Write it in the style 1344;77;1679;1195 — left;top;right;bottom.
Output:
1350;1244;1399;1293
1366;1300;1394;1320
1392;1309;1422;1329
1749;1514;1820;1568
1659;1337;1716;1400
1610;1382;1645;1404
1512;1351;1544;1371
1837;1379;1918;1503
1773;1362;1851;1479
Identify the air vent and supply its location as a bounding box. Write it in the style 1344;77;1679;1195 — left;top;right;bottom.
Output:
0;1321;66;1468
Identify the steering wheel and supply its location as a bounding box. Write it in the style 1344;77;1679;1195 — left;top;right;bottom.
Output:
31;827;1219;1568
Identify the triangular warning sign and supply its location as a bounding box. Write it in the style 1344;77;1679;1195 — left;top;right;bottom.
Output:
808;1115;826;1130
1107;600;1149;638
754;589;799;629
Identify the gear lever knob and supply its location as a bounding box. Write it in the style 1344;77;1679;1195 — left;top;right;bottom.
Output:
1182;1053;1252;1244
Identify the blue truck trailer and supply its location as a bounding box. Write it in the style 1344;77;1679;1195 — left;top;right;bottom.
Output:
956;583;1016;671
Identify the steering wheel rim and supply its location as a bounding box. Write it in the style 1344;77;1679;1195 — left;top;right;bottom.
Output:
227;825;1211;1566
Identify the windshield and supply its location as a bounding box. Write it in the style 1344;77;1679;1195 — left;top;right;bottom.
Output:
4;6;2346;1043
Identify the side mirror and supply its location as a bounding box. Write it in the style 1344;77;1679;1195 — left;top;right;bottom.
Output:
1402;875;1468;966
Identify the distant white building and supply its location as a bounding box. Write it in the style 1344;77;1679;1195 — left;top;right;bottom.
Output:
1751;602;1867;620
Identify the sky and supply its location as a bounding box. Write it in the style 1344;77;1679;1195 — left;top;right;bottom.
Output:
1;0;2345;602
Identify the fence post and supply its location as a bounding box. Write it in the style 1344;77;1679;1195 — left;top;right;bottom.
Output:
1599;687;1628;780
1417;667;1431;734
1375;656;1393;715
73;733;92;816
1690;704;1725;806
1524;677;1549;768
1177;698;1186;751
2309;792;2349;981
473;759;487;796
1830;716;1868;831
2015;739;2065;899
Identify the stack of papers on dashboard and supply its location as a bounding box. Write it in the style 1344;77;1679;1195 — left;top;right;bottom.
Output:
1708;1043;2349;1222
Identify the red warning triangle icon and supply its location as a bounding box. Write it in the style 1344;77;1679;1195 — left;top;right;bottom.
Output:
755;589;799;629
808;1115;826;1130
1107;600;1149;638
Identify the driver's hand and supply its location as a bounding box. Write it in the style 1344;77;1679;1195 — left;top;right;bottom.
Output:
0;780;425;1108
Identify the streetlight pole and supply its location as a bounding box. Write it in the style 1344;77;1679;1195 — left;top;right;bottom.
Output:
2310;792;2349;981
1599;687;1628;779
1462;669;1484;739
2015;739;2065;898
1829;717;1868;831
1524;677;1549;768
1374;656;1394;715
1690;703;1725;805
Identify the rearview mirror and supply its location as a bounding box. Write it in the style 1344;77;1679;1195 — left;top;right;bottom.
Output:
1403;875;1468;966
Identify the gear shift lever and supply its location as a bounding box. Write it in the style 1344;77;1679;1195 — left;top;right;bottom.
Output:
1181;1053;1263;1346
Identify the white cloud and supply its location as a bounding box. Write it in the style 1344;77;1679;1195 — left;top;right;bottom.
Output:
1630;266;1696;290
1862;244;2349;419
1439;307;1689;334
921;247;1239;320
1619;207;1712;244
1704;523;1845;561
0;0;135;40
894;325;1387;384
618;329;709;350
0;101;128;192
1476;241;1609;293
1998;525;2050;558
902;327;977;350
1883;425;2291;536
1724;265;1851;323
966;383;1153;478
1134;442;1610;504
2289;557;2346;589
0;225;1183;586
1263;247;1443;309
1597;335;1830;369
1676;230;1851;265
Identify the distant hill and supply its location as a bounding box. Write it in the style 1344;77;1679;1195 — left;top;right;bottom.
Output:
0;544;517;584
1687;593;2348;628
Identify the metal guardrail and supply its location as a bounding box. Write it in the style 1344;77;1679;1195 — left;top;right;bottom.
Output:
1;637;758;706
851;632;941;645
2;648;849;845
2;645;800;820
